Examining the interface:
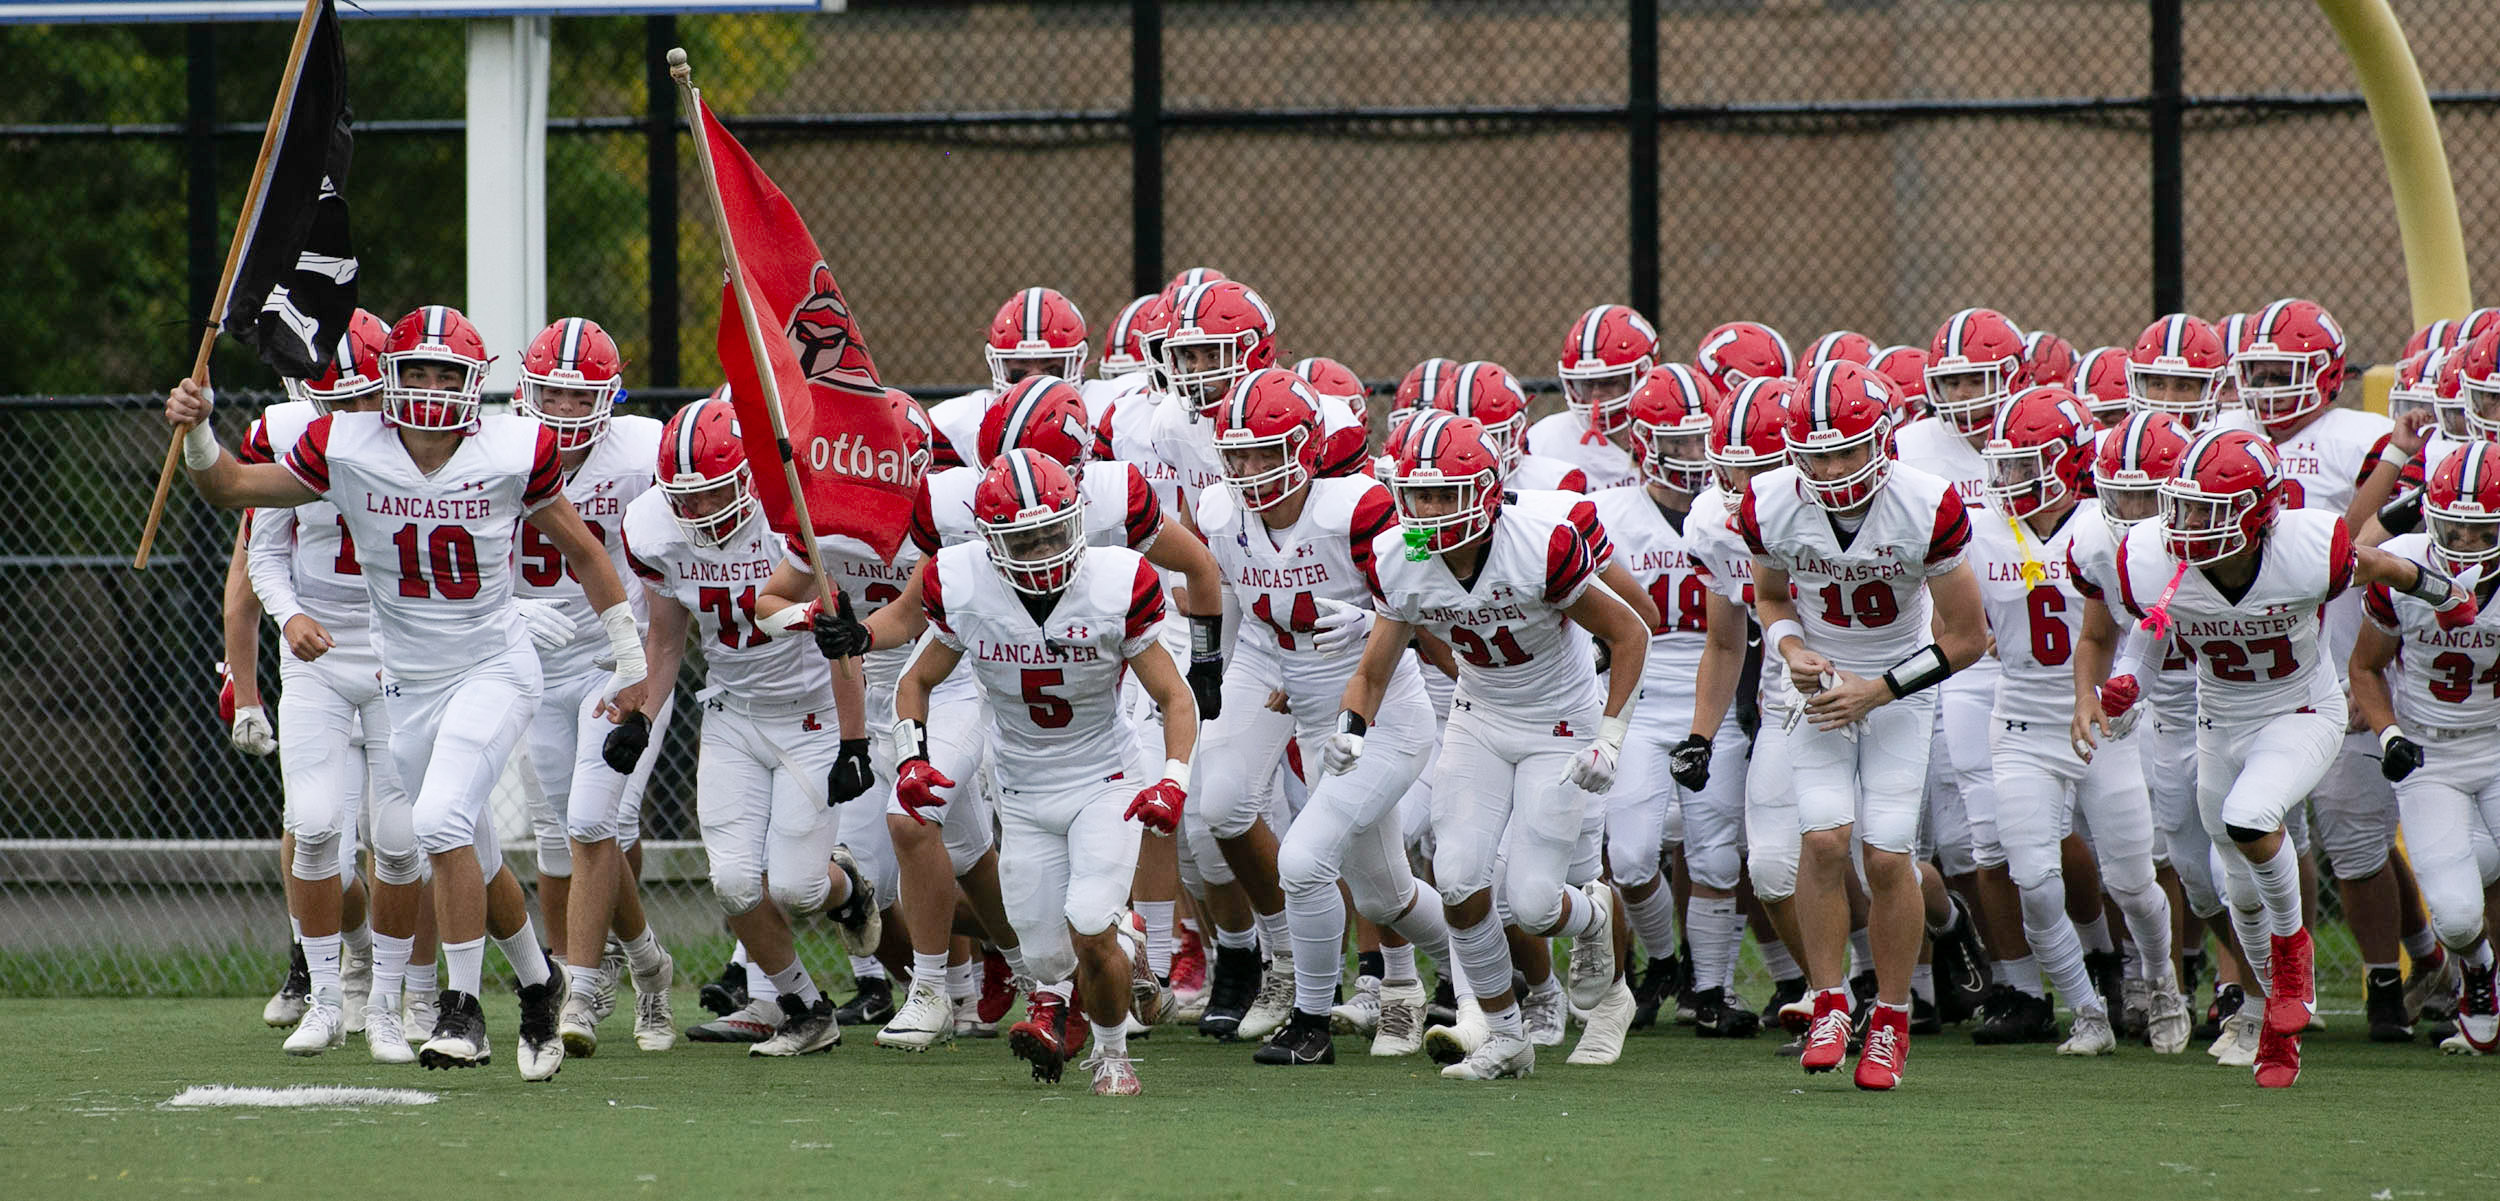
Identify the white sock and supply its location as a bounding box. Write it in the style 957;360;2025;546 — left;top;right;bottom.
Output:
853;957;888;982
341;921;371;958
2467;941;2495;970
1254;909;1291;958
2077;913;2114;955
1000;944;1029;980
947;959;977;1002
1137;900;1177;978
2406;925;2440;960
444;937;486;997
1484;1002;1523;1039
1450;912;1513;1006
621;928;668;979
746;957;778;1002
1215;923;1259;951
1911;962;1934;1004
567;963;604;994
1759;938;1800;981
912;950;950;990
766;962;821;1007
2002;954;2045;999
303;933;343;1000
1623;885;1679;959
1381;941;1418;984
1560;888;1608;941
289;917;304;944
1092;1020;1129;1058
492;919;550;988
1848;927;1874;978
371;933;412;1009
2248;842;2304;938
406;961;437;1000
1686;896;1742;995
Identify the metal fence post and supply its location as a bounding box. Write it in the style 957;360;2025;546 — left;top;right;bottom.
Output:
646;14;681;389
185;24;217;340
2150;0;2185;318
1628;0;1659;324
1131;0;1164;297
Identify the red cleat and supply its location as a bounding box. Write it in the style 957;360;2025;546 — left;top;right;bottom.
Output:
1854;1004;1909;1091
1008;988;1086;1083
1172;926;1208;999
1800;990;1852;1074
2253;1022;2302;1088
2264;930;2316;1037
978;948;1016;1025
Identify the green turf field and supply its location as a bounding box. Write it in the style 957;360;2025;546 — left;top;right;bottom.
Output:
3;996;2490;1201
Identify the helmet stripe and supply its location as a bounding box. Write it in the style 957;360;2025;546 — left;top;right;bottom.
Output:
1006;447;1040;507
675;398;705;475
2467;440;2488;496
1579;306;1607;362
1945;308;1974;360
1022;288;1045;342
1002;377;1055;450
558;317;584;369
2162;315;2183;358
2256;298;2295;345
424;305;446;342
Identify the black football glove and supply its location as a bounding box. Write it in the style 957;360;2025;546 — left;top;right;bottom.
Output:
829;737;875;804
812;590;872;660
1667;732;1713;792
2381;733;2424;782
602;710;651;773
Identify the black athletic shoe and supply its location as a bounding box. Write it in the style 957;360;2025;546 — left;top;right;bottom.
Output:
1252;1009;1336;1065
1758;975;1808;1029
1929;895;1993;1024
516;974;565;1081
1427;974;1459;1030
700;960;749;1017
1845;970;1879;1048
1692;987;1761;1039
834;976;894;1028
1971;984;2038;1046
2366;966;2415;1042
2180;948;2209;1005
1909;994;1942;1036
2084;949;2125;1028
419;990;489;1069
1631;954;1686;1031
2198;982;2244;1042
1197;945;1263;1040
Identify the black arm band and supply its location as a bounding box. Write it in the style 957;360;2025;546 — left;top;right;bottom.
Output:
1337;710;1368;738
2378;487;2424;537
1881;643;1954;699
2403;558;2456;605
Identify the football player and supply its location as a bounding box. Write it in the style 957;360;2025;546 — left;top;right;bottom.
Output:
1528;304;1658;490
1435;360;1587;494
925;287;1090;469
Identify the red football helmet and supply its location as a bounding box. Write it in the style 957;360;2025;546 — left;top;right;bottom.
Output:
1292;356;1368;425
1924;307;2028;437
1141;267;1227;389
298;308;390;414
659;390;755;548
2453;328;2500;439
2093;410;2191;544
2426;441;2500;571
2125;313;2228;429
2234;298;2346;430
1789;361;1897;511
1869;345;1930;420
381;305;491;433
1557;303;1659;434
2217;312;2255;352
2074;346;2131;424
1982;386;2094;518
2389;348;2442;436
1694;321;1793;394
516;316;626;451
1801;331;1877;372
1708;376;1796;494
986;287;1089;395
2405;317;2464;362
2024;330;2079;388
1214;368;1324;511
977;374;1093;469
1391;412;1503;552
2160;428;2282;566
1393;357;1460;419
974;448;1087;595
1161;280;1277;415
888;388;934;481
1625;364;1718;493
1099;294;1159;379
1434;360;1531;470
2463;307;2500;349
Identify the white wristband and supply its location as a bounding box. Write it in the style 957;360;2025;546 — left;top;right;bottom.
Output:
597;602;647;683
1162;757;1193;790
182;419;222;471
2378;445;2414;469
1596;713;1631;750
2381;726;2406;751
1763;619;1805;655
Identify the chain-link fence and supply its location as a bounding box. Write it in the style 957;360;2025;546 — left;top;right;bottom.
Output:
9;0;2497;1000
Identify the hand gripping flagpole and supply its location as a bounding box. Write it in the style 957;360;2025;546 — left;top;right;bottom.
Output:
134;0;327;570
670;48;856;679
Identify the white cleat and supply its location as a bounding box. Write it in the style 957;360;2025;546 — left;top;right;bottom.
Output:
365;1004;416;1065
1370;979;1426;1057
560;986;602;1058
1423;995;1490;1065
1238;951;1296;1041
2213;1012;2261;1068
593;937;628;1026
1566;978;1636;1066
752;996;841;1057
341;946;372;1035
1441;1029;1535;1080
687;998;781;1044
582;963;620;1030
1086;1049;1141;1096
2147;986;2193;1055
1521;982;1567;1047
876;980;956;1051
283;991;348;1056
1564;885;1619;1011
1332;976;1382;1036
402;991;440;1044
2058;1012;2117;1057
516;976;567;1082
633;956;677;1052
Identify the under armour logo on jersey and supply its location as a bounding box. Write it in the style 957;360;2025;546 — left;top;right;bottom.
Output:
1059;624;1092;642
454;479;488;493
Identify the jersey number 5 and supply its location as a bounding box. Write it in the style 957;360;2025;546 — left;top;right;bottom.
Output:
1021;668;1074;728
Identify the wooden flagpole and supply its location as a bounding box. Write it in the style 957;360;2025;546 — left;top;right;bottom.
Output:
669;48;855;678
134;0;327;570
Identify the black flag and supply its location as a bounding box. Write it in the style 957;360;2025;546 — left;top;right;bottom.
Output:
220;0;357;381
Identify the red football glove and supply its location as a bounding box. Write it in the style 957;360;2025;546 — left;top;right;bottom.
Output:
2098;673;2140;719
2437;591;2480;631
216;666;238;724
1124;779;1186;835
894;759;955;825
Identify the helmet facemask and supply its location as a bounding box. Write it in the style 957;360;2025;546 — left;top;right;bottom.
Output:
1391;472;1493;554
2233;350;2329;429
1560;360;1644;436
517;379;620;452
382;353;486;433
988;343;1088;396
2124;361;2219;429
982;501;1087;595
2158;481;2257;566
1634;418;1711;494
1163;330;1255;418
1925;360;2017;436
2429;501;2500;572
1792;428;1890;512
1982;440;2067;518
663;464;756;549
1217;426;1311;512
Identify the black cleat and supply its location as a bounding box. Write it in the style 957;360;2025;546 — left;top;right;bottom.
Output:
1971;984;2061;1045
1758;975;1807;1029
1631;954;1686;1031
1692;987;1761;1039
1929;895;1993;1024
418;990;490;1069
1252;1009;1337;1065
2179;948;2208;1006
1197;945;1263;1040
2084;949;2125;1028
1909;994;1942;1036
1427;974;1459;1030
516;973;565;1081
2197;982;2243;1042
752;994;841;1056
2366;966;2415;1042
700;960;749;1017
834;976;895;1028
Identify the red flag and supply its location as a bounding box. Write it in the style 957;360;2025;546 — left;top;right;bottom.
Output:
700;96;916;560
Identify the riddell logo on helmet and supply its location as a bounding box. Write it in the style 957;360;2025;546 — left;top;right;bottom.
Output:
804;432;914;484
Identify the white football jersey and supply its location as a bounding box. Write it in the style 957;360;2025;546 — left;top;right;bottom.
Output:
1590;485;1715;703
242;400;369;641
1081;373;1152;426
1688;483;1799;713
2064;512;2197;718
281;411;558;681
515;414;661;675
924;541;1166;797
926;387;993;471
1894;417;1993;518
782;529;925;697
2112;509;2353;724
1509;452;1589;495
2218;406;2391;516
1968;501;2099;726
912;459;1164;558
1739;463;1971;675
622;492;827;712
1197;474;1398;694
1523;412;1636;491
1147;391;1367;518
1097;391;1184;519
2365;533;2500;732
1366;496;1606;719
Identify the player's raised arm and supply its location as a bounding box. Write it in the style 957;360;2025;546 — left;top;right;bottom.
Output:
166;380;321;510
